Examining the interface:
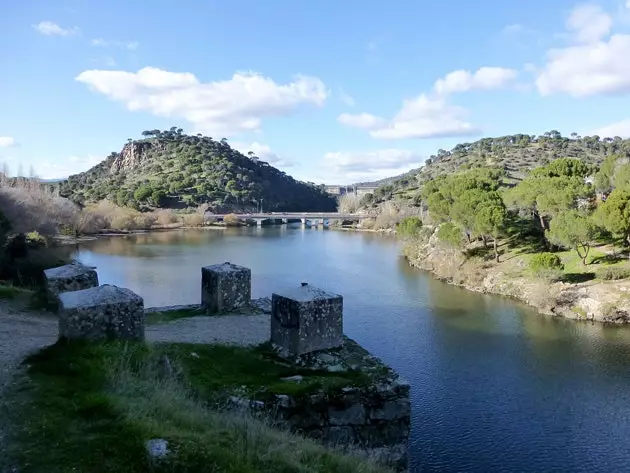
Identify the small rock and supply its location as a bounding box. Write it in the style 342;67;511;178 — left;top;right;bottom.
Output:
281;375;304;382
190;352;200;358
327;364;346;373
145;438;169;460
317;353;337;364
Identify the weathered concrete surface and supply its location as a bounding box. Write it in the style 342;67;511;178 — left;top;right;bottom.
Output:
44;262;98;303
201;263;251;314
58;284;145;341
227;338;410;471
271;283;343;356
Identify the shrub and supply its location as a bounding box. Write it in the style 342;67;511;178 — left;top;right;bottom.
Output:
109;215;136;231
155;209;179;226
596;267;630;281
437;222;463;249
133;214;157;230
182;213;204;227
529;252;564;272
223;214;241;226
397;216;422;236
359;218;375;229
133;185;153;202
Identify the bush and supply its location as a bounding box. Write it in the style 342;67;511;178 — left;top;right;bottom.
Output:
182;213;204;226
155;209;179;226
133;214;157;230
133;185;153;202
223;214;241;226
397;216;422;236
359;218;375;229
596;267;630;281
529;252;564;272
437;222;463;249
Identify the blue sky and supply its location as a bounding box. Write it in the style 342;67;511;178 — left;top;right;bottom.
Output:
2;0;630;183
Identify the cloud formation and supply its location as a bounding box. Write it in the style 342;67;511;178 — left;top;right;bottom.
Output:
536;4;630;96
231;141;293;167
76;67;328;136
33;21;79;36
434;67;518;95
0;137;16;148
320;149;424;182
592;118;630;138
33;155;103;180
91;38;139;50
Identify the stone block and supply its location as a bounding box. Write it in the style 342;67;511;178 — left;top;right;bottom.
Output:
44;262;98;302
58;284;145;341
201;262;251;313
271;283;343;356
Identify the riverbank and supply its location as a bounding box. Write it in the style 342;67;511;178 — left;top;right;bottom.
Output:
402;227;630;324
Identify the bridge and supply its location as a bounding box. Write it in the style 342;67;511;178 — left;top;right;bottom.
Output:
208;212;363;227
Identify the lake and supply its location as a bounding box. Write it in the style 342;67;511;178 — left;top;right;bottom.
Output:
76;227;630;472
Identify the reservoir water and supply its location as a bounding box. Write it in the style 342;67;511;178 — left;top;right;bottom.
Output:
76;227;630;472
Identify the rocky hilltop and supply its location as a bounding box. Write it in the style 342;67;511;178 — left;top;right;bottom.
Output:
60;128;336;213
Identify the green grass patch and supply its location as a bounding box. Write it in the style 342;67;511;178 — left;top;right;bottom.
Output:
144;307;204;325
0;284;30;300
4;340;391;473
163;342;376;401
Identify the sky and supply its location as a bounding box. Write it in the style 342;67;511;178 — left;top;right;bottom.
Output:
2;0;630;184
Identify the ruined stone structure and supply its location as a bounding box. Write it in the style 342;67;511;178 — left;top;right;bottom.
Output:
58;284;145;341
43;262;99;303
271;283;343;357
229;339;411;471
201;262;251;314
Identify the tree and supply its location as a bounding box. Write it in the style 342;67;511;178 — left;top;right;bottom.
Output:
151;189;167;207
475;200;507;262
437;222;464;249
134;185;153;202
594;188;630;252
546;210;596;265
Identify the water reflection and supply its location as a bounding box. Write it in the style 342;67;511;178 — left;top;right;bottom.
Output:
75;228;630;473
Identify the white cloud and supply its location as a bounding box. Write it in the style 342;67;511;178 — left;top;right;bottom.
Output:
535;4;630;97
33;155;103;180
434;67;518;95
76;67;328;136
320;149;424;182
91;38;139;50
231;141;293;167
339;88;355;106
591;118;630;138
33;21;78;36
339;94;479;140
566;4;612;43
0;136;16;147
536;34;630;96
337;112;384;130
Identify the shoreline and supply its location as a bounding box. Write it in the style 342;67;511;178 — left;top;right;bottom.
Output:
402;232;630;325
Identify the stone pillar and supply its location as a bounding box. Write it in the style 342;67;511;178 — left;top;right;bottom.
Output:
271;283;343;357
44;262;99;304
256;219;263;227
58;284;144;341
201;262;251;314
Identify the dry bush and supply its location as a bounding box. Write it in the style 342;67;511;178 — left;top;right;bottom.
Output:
337;193;362;214
359;218;376;229
155;209;179;226
110;214;137;231
133;214;157;230
0;179;81;236
223;213;241;226
182;213;204;226
374;201;400;229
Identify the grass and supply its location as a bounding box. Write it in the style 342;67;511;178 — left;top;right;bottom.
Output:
0;284;30;300
162;342;377;401
3;340;392;473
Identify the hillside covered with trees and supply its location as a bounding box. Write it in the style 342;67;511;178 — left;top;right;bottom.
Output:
60;128;336;212
364;131;630;206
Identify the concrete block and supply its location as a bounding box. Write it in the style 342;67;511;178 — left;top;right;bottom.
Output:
44;262;98;302
58;284;144;341
271;283;343;356
201;262;251;313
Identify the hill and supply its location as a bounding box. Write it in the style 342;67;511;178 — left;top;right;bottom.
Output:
366;131;630;205
60;128;336;212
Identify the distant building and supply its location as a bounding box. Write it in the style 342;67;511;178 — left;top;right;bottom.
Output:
324;184;380;196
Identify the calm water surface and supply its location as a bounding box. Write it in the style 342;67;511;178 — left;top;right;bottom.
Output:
76;227;630;473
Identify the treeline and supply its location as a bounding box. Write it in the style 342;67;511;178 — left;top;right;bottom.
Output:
60;128;336;212
365;131;630;209
415;155;630;271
